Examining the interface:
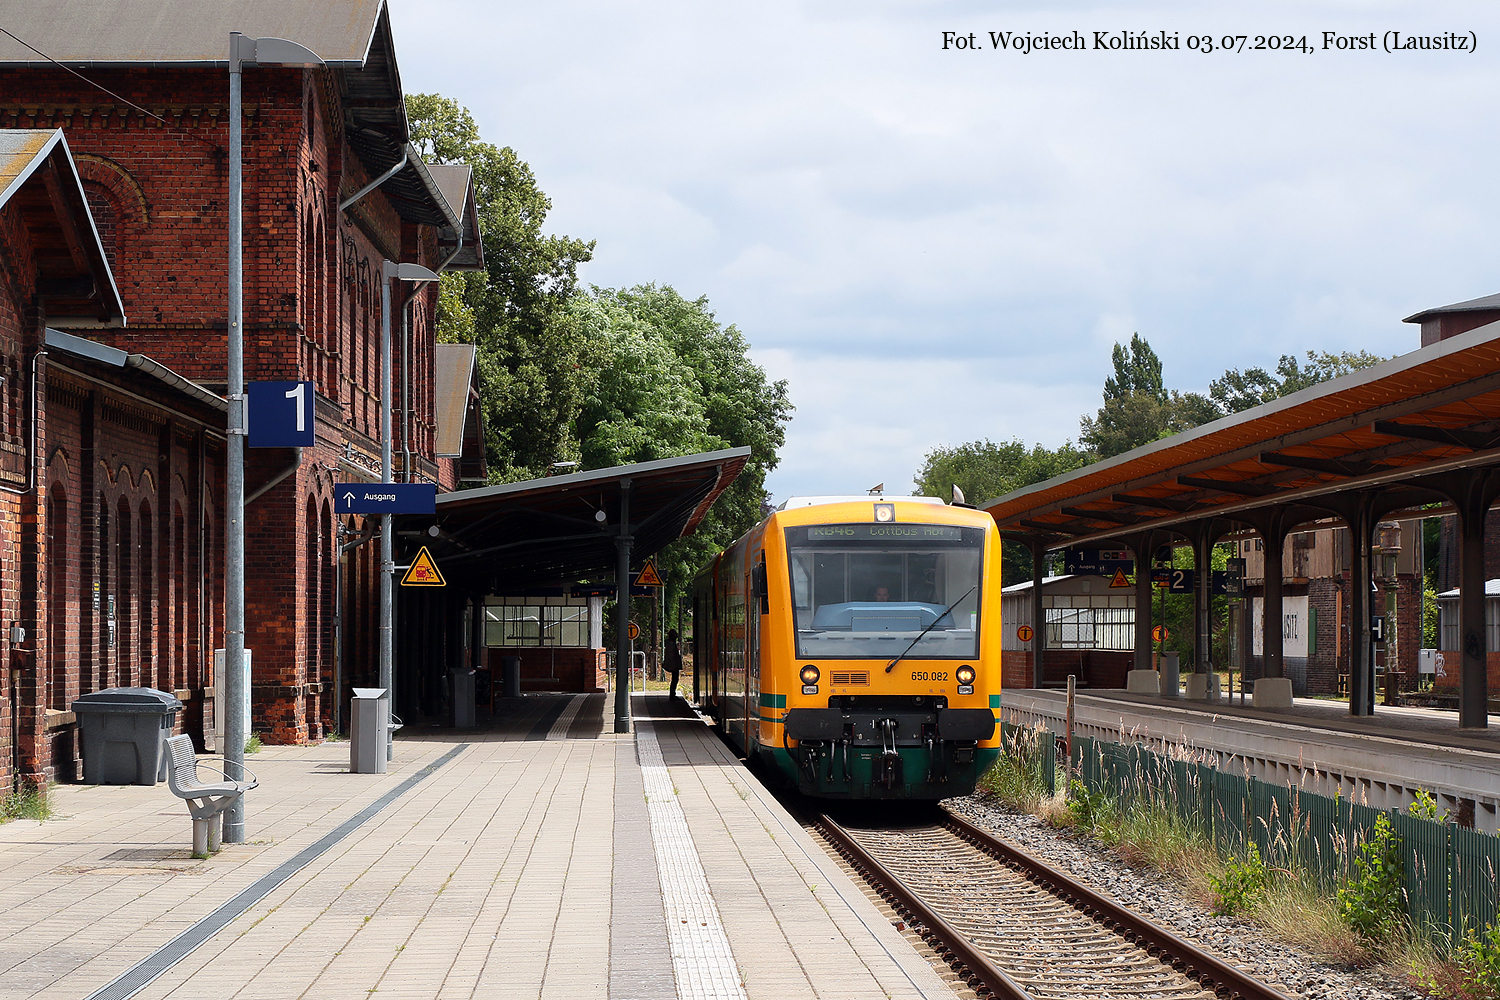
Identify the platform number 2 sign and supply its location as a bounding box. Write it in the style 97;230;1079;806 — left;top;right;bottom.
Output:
247;381;316;448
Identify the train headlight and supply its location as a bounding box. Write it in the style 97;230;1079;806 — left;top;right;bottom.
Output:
800;664;820;685
956;665;976;685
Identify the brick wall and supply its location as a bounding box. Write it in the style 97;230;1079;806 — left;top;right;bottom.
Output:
0;65;451;750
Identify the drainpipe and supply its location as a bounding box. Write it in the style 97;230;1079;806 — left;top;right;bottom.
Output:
337;151;408;214
245;448;303;505
0;346;46;497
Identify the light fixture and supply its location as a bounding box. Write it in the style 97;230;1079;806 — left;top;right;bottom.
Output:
800;664;820;685
956;665;975;685
873;503;895;523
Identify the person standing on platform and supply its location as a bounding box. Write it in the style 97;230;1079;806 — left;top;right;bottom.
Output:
664;629;683;700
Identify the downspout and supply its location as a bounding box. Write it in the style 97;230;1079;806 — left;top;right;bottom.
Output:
245;448;303;505
0;346;47;497
337;150;408;214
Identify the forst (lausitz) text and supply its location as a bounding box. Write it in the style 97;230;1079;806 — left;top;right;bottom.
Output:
941;30;1478;56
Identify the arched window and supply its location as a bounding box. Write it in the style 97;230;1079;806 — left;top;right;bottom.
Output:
97;494;110;692
116;497;132;688
47;487;67;710
139;500;155;691
174;503;186;691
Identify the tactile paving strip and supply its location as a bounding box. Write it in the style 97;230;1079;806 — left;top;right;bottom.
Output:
636;721;749;1000
545;694;585;739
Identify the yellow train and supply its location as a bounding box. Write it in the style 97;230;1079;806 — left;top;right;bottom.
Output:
691;496;1002;799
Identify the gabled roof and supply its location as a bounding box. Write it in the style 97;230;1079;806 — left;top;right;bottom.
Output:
46;328;224;411
0;130;124;327
0;1;456;229
433;343;485;482
427;164;484;271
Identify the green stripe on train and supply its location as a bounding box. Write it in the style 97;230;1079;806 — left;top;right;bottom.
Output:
758;693;786;709
989;694;1001;708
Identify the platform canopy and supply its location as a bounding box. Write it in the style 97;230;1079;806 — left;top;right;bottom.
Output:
407;446;752;591
985;319;1500;547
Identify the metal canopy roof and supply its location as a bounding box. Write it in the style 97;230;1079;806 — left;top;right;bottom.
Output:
426;164;484;271
0;1;456;229
409;447;752;591
0;130;124;327
985;320;1500;548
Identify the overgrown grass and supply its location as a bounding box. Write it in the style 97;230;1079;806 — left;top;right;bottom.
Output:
976;734;1497;996
0;783;52;823
245;734;263;754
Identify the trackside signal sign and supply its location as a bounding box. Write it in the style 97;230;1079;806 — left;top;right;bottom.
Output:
401;547;445;587
634;559;663;588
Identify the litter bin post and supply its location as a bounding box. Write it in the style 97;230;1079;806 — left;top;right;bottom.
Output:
350;687;388;774
501;655;521;699
73;688;183;786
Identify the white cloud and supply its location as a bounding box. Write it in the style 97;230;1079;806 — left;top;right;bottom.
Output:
390;0;1500;498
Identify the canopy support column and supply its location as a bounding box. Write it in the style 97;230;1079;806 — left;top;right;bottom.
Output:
1029;538;1047;687
1425;470;1500;728
614;478;633;734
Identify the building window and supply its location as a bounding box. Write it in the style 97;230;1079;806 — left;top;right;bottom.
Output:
484;599;592;647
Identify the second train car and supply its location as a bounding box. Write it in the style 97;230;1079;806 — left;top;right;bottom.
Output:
691;495;1002;799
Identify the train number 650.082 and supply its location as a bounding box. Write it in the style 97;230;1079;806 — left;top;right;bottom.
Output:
910;671;949;682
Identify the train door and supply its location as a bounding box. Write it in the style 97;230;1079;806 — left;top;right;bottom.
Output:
745;553;766;752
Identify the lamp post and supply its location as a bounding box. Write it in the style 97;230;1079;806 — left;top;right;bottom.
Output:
225;32;323;844
379;261;439;759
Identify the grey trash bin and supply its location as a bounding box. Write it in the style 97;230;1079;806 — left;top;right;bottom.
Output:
350;687;389;774
73;687;183;785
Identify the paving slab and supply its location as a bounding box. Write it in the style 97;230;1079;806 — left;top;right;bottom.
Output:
0;693;952;1000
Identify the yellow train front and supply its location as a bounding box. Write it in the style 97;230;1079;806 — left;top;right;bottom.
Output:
692;496;1002;799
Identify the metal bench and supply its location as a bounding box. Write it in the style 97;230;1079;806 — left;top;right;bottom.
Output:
164;734;257;857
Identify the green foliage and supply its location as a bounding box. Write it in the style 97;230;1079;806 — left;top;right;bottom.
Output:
1454;922;1500;998
1424;574;1440;651
1104;333;1166;403
0;783;51;822
1209;350;1388;414
979;725;1057;811
914;438;1089;583
1337;813;1406;943
245;734;263;755
406;93;596;480
1077;334;1224;459
1211;842;1268;915
1408;789;1449;823
1066;778;1113;828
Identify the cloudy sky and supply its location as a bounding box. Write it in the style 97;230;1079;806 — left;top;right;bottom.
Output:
390;0;1500;503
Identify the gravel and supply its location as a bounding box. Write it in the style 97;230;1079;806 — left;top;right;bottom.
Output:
945;795;1430;1000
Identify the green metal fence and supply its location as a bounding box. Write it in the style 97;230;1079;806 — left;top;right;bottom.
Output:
1067;734;1500;946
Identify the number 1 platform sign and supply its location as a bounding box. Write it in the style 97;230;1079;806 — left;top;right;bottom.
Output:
248;381;315;448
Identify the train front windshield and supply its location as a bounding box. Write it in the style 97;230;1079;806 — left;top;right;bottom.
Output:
785;523;984;659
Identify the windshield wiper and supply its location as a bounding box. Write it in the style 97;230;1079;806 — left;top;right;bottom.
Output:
885;585;977;673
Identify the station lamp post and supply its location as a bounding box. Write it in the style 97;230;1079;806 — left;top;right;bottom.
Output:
224;32;323;844
379;261;440;759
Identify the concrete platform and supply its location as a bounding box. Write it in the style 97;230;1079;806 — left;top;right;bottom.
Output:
0;693;955;1000
1003;687;1500;832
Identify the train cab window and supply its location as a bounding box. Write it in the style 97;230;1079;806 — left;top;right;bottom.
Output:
785;523;984;659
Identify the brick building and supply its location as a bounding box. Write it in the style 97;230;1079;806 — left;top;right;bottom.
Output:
0;2;485;786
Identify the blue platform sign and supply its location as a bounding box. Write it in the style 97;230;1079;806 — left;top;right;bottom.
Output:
334;483;437;515
248;381;315;448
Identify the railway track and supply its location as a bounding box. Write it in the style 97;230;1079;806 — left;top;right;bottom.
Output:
811;807;1294;1000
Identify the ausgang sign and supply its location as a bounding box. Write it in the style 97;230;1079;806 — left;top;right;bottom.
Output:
334;483;437;515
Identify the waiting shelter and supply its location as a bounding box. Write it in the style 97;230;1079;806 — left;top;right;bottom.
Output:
985;306;1500;727
385;447;750;733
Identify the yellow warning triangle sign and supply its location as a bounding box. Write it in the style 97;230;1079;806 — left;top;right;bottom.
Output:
1109;568;1131;588
401;546;446;587
634;559;664;588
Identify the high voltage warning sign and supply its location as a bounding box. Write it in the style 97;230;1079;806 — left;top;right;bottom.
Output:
634;559;663;588
401;547;446;587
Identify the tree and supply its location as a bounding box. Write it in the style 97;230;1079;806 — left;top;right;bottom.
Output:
406;93;597;480
1209;350;1388;414
572;285;792;617
1080;334;1181;458
914;438;1089;584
